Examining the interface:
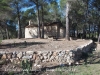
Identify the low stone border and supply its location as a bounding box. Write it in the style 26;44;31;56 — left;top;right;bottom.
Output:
0;40;93;71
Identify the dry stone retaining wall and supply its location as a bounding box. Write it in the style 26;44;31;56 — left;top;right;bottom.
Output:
0;40;93;67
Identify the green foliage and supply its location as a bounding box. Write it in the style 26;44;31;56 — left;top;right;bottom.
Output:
0;40;1;43
43;62;100;75
0;0;100;39
0;0;12;20
8;71;14;75
20;59;32;75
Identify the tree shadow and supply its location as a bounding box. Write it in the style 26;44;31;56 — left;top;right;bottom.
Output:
0;41;46;49
79;42;100;65
86;51;100;64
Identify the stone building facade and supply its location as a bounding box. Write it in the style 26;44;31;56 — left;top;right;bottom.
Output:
25;22;66;39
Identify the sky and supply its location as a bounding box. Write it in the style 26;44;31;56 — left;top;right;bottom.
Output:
21;0;60;11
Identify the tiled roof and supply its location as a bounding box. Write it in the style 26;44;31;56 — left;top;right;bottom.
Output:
25;22;63;28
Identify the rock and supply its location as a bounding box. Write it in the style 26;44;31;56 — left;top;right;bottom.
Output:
50;56;54;61
51;59;54;62
75;62;79;65
53;52;57;56
12;65;15;69
26;51;34;55
49;51;53;55
16;58;21;64
55;56;58;60
6;59;11;63
1;54;7;59
0;59;6;65
35;55;41;64
58;57;63;63
38;51;42;55
40;56;44;60
65;55;67;58
58;53;62;57
23;52;26;56
35;59;41;65
34;64;37;66
33;54;37;60
17;52;23;59
69;52;73;57
12;51;17;58
66;55;73;65
12;54;17;58
0;51;5;54
7;53;12;59
47;55;51;59
68;62;71;65
22;55;32;59
46;59;49;62
44;55;48;59
37;65;42;68
42;60;46;62
47;51;53;59
0;54;2;59
10;58;20;64
43;51;48;56
13;51;16;55
10;59;14;63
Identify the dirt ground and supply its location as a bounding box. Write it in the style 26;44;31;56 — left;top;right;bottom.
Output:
0;38;91;52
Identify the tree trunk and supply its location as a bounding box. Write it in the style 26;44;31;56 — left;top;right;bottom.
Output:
0;27;4;39
36;0;41;38
98;25;100;44
73;25;76;37
98;31;100;44
6;25;9;39
0;21;3;39
84;0;88;39
89;24;90;38
98;25;99;37
16;3;21;39
66;2;70;40
76;24;78;38
57;24;60;38
41;6;44;38
18;20;21;39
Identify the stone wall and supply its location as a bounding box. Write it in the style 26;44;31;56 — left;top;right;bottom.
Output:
25;25;65;39
25;27;38;38
0;40;93;69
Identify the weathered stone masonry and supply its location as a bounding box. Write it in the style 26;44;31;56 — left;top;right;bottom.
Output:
0;40;93;67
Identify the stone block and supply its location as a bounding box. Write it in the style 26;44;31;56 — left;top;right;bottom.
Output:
49;51;53;55
22;55;33;59
17;52;23;59
0;59;6;65
10;58;20;64
12;54;17;58
40;56;44;60
0;54;2;59
26;51;34;55
69;52;73;57
23;52;26;56
44;55;48;59
38;51;42;55
1;54;7;59
50;56;54;61
35;57;41;64
7;53;12;59
42;51;48;56
53;52;57;56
